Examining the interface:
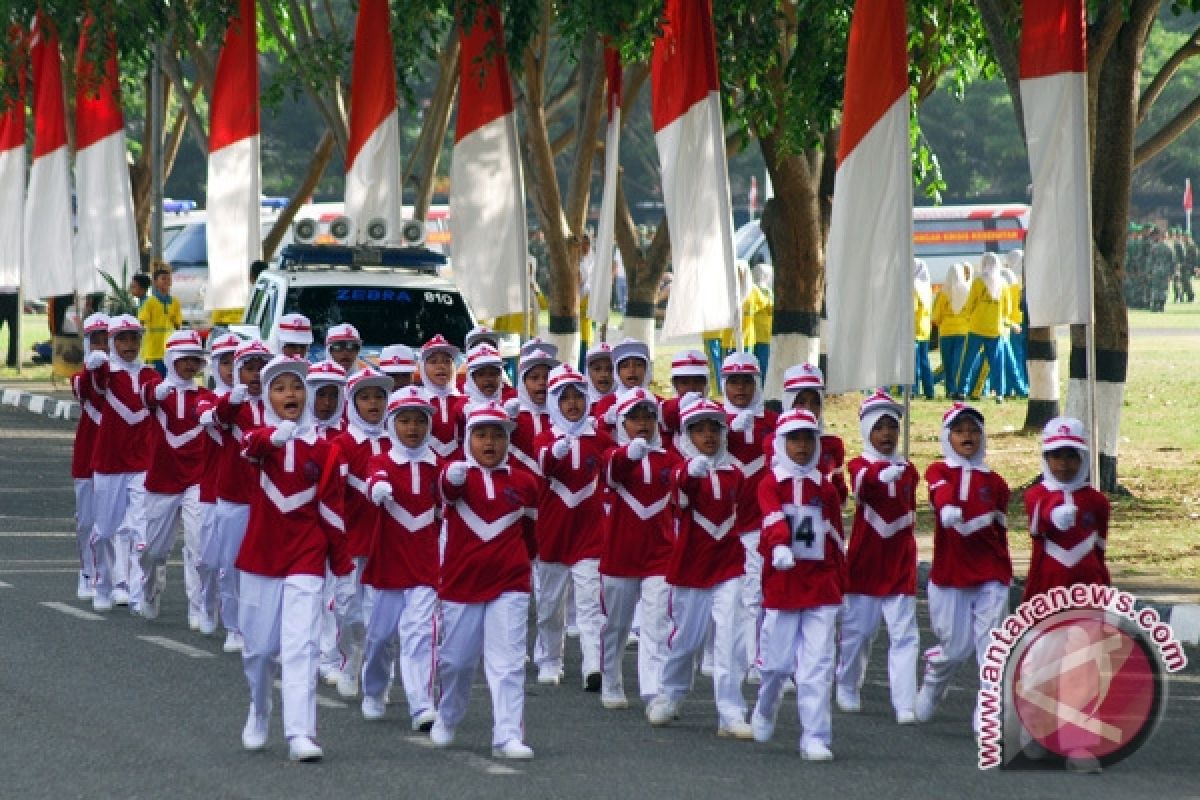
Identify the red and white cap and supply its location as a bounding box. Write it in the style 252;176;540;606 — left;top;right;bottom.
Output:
386;385;435;418
782;363;824;394
325;323;361;347
1041;416;1088;453
547;364;586;394
671;350;709;378
234;339;273;366
679;395;728;429
520;337;559;360
347;366;392;397
941;401;984;429
277;313;314;346
465;401;516;434
209;332;242;357
465;325;499;351
611;338;650;368
519;347;558;376
720;351;761;378
614;387;658;419
106;314;143;335
82;312;109;335
585;342;614;365
859;390;903;421
775;408;820;437
164;329;206;355
306;359;348;385
378;344;417;374
466;343;504;372
261;354;310;389
420;334;460;360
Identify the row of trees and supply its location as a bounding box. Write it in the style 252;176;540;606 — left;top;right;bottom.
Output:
4;0;1200;490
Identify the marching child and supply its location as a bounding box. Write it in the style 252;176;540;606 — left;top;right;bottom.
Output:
916;403;1012;730
659;350;711;453
584;342;615;405
646;396;750;738
236;356;353;762
458;325;502;390
750;409;845;761
1022;417;1110;600
835;391;920;724
431;403;540;760
205;339;272;651
137;330;212;621
779;364;848;505
592;338;656;434
325;323;366;374
275;312;314;359
505;348;557;476
359;386;442;730
460;343;516;411
328;368;394;698
306;360;348;439
417;335;463;460
378;344;418;390
86;314;156;612
70;312;108;599
531;365;612;689
598;388;679;710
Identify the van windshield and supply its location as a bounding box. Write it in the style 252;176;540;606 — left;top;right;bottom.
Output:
286;285;473;349
163;223;208;266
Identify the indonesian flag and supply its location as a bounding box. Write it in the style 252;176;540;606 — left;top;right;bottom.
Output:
206;0;261;312
825;0;913;393
22;13;74;300
73;19;139;296
450;3;529;322
345;0;402;242
1185;178;1193;213
0;31;24;291
587;46;622;334
1020;0;1091;327
651;0;739;341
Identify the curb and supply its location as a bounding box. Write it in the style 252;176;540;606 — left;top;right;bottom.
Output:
0;387;80;421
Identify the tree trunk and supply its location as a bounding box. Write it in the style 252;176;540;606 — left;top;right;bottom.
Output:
1022;324;1060;431
262;130;337;260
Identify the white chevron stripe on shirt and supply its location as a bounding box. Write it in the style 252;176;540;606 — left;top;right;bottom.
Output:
384;500;436;531
453;499;526;543
155;408;205;449
861;506;914;539
1044;533;1100;568
613;484;669;521
548;477;597;509
693;511;735;541
951;511;1007;536
260;473;317;514
108;392;148;426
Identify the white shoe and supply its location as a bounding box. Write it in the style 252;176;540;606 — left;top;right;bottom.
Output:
411;709;438;732
835;688;861;713
782;676;797;694
601;688;629;710
139;585;161;620
112;587;131;607
197;614;217;636
288;736;323;762
750;708;777;743
566;624;581;638
745;667;762;685
429;718;454;747
645;695;677;726
188;614;201;631
319;665;342;686
241;707;269;751
336;669;360;699
915;684;939;723
76;573;95;599
92;593;113;612
625;630;639;649
896;709;918;725
361;695;386;721
801;742;834;761
700;657;715;677
491;739;534;760
718;718;754;739
223;632;244;653
536;666;562;686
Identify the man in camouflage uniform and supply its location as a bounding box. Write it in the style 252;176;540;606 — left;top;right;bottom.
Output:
1147;227;1175;313
1182;232;1197;303
1124;223;1147;309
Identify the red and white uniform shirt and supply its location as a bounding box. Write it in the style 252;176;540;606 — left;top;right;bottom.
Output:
211;394;267;505
666;462;744;589
362;450;442;591
509;409;551;477
925;461;1012;588
71;369;104;480
845;456;920;596
533;426;613;565
758;465;845;610
725;407;779;535
600;444;679;578
764;431;849;507
142;380;216;494
91;363;159;476
331;427;391;559
1022;483;1109;599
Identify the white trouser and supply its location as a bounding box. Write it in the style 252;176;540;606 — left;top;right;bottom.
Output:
923;581;1009;727
660;578;750;723
194;502;219;619
335;558;371;680
533;558;603;678
754;606;839;749
140;486;204;614
436;592;529;747
836;593;919;713
362;586;438;718
319;569;341;673
600;575;670;701
740;531;763;670
91;472;146;598
214;500;250;633
73;478;97;584
239;572;325;739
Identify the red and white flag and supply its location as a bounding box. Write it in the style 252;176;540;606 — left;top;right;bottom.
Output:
0;31;24;291
587;45;622;333
450;3;528;322
1020;0;1091;327
345;0;402;242
825;0;913;393
73;19;139;296
1184;178;1192;212
206;0;261;312
22;13;74;300
651;0;739;342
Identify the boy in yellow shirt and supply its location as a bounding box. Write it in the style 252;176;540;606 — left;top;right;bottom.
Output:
138;267;182;376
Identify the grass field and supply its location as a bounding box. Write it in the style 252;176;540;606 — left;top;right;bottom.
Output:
2;303;1197;583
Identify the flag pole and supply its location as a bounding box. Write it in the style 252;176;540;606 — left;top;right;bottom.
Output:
1086;259;1099;490
902;384;911;461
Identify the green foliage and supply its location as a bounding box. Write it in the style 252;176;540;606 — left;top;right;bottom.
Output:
98;266;138;317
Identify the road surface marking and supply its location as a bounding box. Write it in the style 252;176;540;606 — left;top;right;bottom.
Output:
40;601;104;621
272;680;347;709
404;735;521;775
137;636;216;659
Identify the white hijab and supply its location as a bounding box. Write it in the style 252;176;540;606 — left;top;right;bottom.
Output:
914;258;933;310
947;262;971;314
980;253;1004;301
939;405;990;503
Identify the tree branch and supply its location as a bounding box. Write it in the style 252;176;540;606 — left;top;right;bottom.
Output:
161;48;208;156
1134;92;1200;168
1137;27;1200;125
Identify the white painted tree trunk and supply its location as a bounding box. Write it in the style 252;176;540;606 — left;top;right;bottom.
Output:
1066;376;1125;477
620;315;658;362
762;332;821;401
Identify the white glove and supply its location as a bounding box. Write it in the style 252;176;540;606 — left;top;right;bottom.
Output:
731;411;754;433
1051;504;1078;530
198;409;216;427
551;437;571;460
939;505;964;528
446;461;470;486
879;464;905;483
230;384;248;404
153;381;171;402
772;544;796;571
333;575;356;613
626;437;649;461
370;480;394;506
270;420;297;446
687;455;711;478
84;350;108;371
603;406;618;426
504;398;522;419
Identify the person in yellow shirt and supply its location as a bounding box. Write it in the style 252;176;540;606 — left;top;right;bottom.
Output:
751;264;774;378
913;259;934;399
957;253;1012;401
931;262;971;400
138;266;182;376
702;265;760;385
999;250;1029;398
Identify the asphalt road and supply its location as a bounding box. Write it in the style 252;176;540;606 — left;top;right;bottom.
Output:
1;404;1198;800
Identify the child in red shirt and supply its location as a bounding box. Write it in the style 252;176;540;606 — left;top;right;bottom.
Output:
70;312;109;599
505;348;557;476
779;363;849;505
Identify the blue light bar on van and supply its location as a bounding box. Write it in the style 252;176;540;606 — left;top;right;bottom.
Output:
278;243;446;274
163;199;197;213
260;196;289;210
